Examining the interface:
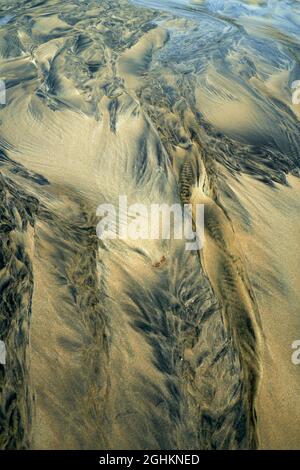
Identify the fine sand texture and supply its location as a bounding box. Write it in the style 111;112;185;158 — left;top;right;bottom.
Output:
0;0;300;450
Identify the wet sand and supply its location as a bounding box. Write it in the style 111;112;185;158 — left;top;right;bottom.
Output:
0;0;300;450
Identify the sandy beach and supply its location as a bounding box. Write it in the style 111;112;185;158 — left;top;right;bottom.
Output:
0;0;300;450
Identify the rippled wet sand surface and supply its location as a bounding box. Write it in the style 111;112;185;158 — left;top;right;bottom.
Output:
0;0;299;450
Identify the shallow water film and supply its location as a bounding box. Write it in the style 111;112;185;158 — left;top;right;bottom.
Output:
0;0;300;451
